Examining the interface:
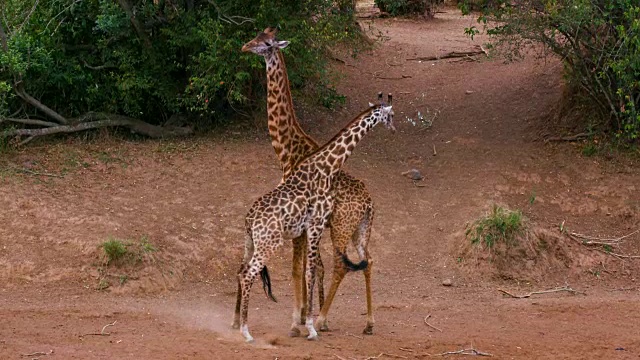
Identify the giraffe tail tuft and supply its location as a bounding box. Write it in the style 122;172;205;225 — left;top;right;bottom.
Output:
260;266;278;302
341;253;368;272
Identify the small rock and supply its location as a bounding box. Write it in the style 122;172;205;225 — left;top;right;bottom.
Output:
442;279;452;287
401;168;423;181
465;90;474;94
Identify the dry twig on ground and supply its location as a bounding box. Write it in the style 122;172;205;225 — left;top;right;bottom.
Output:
544;132;591;142
21;350;53;357
498;286;584;299
424;314;442;332
566;229;640;259
569;228;639;246
79;320;117;337
432;348;493;356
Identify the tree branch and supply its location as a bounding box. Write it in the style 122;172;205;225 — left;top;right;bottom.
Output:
2;112;191;141
17;0;40;34
82;60;116;71
14;82;69;124
1;117;59;127
117;0;152;48
0;18;8;52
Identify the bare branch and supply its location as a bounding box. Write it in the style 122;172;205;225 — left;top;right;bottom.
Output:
407;47;486;61
1;117;59;127
1;112;192;142
43;0;82;34
0;18;8;52
433;348;493;357
82;60;116;71
17;0;40;34
498;286;584;299
206;0;255;25
14;82;68;124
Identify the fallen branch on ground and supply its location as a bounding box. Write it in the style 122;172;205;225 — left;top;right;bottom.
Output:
374;74;412;80
432;348;493;357
498;285;584;299
79;320;117;337
544;132;591;142
21;350;54;357
569;228;639;246
565;230;640;259
407;46;487;61
424;314;442;332
2;112;192;144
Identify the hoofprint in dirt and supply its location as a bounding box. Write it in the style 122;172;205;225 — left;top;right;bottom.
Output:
1;7;640;360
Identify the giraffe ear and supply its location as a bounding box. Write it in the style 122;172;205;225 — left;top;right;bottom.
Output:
368;102;374;107
275;40;289;49
383;105;393;114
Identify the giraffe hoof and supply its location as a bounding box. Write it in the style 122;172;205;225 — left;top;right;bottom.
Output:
288;328;301;337
231;322;240;330
362;326;374;335
319;323;330;332
307;334;319;341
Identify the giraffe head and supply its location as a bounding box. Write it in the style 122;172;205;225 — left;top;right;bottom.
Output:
369;92;396;133
242;27;289;56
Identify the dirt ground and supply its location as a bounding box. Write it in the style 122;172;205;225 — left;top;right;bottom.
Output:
2;7;640;360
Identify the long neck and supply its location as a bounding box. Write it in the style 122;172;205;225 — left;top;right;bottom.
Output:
264;49;318;178
307;107;382;179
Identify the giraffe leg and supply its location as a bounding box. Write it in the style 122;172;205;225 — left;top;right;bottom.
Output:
304;226;323;341
289;235;306;337
239;236;280;343
238;261;259;342
362;258;375;335
233;233;254;329
316;247;348;332
356;209;375;335
317;251;325;314
232;266;243;329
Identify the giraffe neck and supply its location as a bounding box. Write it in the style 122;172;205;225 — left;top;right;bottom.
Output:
265;49;318;178
306;107;383;179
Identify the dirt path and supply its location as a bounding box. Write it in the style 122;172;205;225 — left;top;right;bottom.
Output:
2;8;640;360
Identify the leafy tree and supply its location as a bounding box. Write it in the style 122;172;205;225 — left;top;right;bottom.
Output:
459;0;640;141
0;0;360;144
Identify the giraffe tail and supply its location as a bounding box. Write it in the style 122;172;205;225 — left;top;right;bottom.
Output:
260;266;278;302
341;253;368;272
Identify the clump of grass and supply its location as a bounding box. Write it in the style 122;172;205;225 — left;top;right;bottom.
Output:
582;143;598;157
102;238;128;263
466;205;526;248
140;235;156;253
100;235;157;266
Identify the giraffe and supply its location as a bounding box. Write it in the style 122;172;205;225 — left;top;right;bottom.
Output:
232;96;395;342
241;27;378;336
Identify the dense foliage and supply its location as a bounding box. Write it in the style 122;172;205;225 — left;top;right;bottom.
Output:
374;0;444;17
0;0;358;131
459;0;640;141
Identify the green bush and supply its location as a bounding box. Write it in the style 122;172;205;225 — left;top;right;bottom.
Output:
459;0;640;141
466;205;525;248
0;0;359;130
375;0;443;17
102;238;128;263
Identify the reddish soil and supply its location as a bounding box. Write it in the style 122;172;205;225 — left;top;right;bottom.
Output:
2;8;640;360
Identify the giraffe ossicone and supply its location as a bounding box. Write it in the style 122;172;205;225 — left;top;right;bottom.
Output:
232;96;394;342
